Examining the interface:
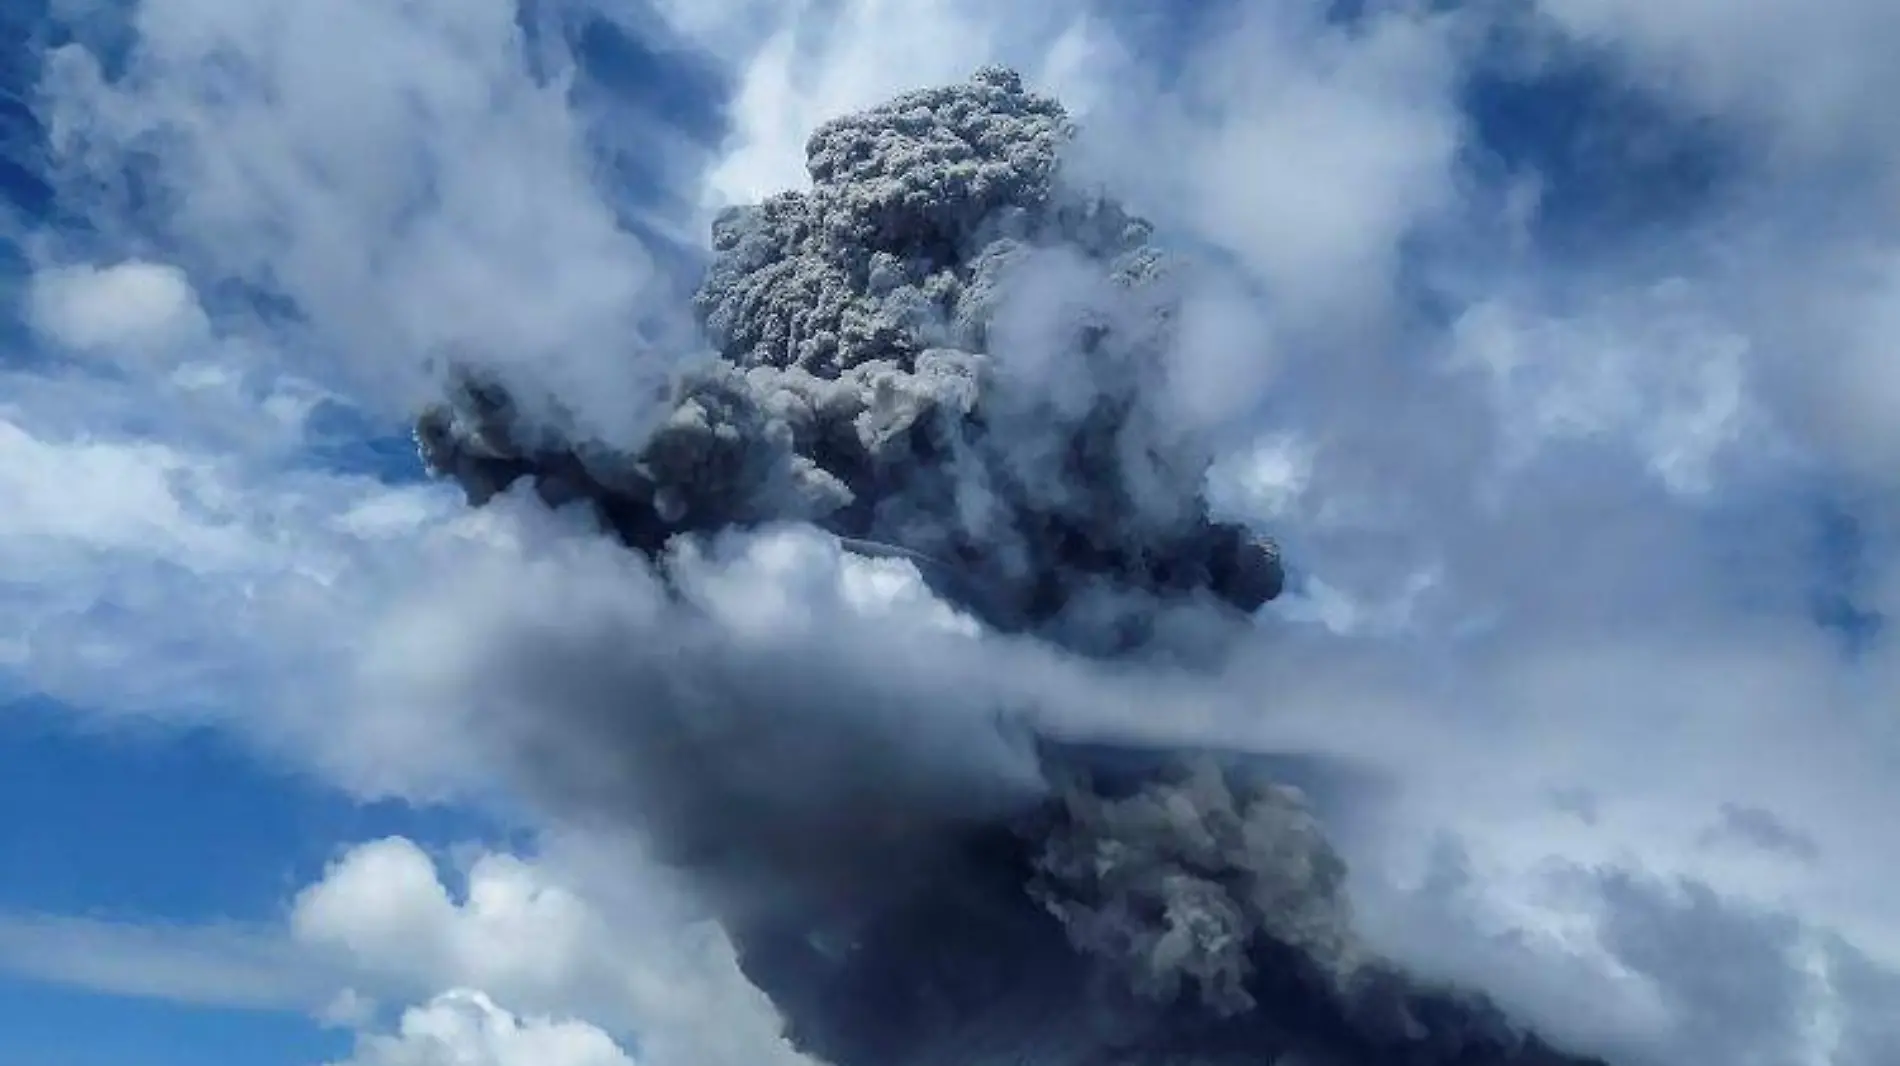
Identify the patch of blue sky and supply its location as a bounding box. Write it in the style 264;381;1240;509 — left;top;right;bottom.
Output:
0;697;496;1064
298;400;429;483
0;695;489;924
538;2;730;297
1456;15;1740;258
1081;0;1429;110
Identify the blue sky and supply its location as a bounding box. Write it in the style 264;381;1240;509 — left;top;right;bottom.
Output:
0;697;512;1065
2;1;1899;1065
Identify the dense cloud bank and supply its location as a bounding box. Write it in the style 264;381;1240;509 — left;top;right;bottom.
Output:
409;68;1623;1066
417;67;1282;655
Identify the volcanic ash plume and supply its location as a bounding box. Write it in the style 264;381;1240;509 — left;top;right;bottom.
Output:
412;68;1614;1066
416;65;1282;655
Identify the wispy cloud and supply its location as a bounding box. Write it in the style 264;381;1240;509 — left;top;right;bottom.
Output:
0;910;338;1013
36;0;701;442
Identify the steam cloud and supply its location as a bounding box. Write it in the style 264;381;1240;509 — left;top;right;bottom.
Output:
416;69;1611;1066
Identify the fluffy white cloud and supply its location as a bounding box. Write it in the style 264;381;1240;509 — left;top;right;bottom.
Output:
291;838;612;1011
0;423;251;564
1113;6;1462;327
27;259;208;357
674;526;982;638
0;350;463;733
291;837;817;1066
331;990;634;1066
39;0;691;443
1446;286;1759;495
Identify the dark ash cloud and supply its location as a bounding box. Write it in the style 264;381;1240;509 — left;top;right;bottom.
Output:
408;68;1618;1066
417;66;1283;658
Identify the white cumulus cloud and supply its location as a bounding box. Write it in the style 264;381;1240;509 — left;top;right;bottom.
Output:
330;990;634;1066
27;259;208;357
291;837;817;1066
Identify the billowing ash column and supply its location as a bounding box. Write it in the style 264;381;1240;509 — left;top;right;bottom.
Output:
730;741;1614;1066
416;66;1282;645
411;67;1617;1066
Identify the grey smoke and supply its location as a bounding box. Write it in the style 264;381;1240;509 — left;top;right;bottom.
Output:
1028;758;1358;1017
726;741;1611;1066
417;65;1282;655
413;68;1615;1066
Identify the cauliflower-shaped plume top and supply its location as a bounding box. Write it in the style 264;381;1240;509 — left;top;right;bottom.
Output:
417;66;1283;646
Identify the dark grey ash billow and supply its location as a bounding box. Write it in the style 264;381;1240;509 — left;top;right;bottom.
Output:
416;65;1282;645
